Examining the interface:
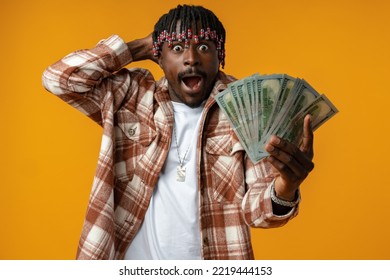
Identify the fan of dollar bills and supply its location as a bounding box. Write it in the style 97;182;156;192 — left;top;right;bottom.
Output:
215;73;338;163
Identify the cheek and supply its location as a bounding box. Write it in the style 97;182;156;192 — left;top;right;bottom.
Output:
206;62;220;79
204;54;220;72
160;63;179;86
160;56;180;74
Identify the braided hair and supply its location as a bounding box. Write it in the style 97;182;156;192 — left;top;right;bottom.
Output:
152;5;226;68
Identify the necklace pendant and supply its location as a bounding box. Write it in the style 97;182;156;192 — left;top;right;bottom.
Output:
176;165;186;182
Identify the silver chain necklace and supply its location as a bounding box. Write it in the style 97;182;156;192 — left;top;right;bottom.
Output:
173;124;192;182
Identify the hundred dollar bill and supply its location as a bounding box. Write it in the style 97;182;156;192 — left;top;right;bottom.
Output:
281;94;339;145
229;82;252;145
215;73;338;164
215;89;252;155
236;80;255;147
260;74;296;143
244;76;258;144
253;74;284;159
266;78;321;141
255;74;288;144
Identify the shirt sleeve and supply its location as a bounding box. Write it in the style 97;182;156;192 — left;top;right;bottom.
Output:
42;35;134;125
241;158;299;228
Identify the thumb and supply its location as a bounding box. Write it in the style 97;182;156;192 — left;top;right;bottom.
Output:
300;114;314;158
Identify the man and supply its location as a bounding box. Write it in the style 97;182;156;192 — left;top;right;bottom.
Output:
42;5;314;260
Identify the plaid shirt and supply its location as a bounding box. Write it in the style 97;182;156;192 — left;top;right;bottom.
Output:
42;35;299;260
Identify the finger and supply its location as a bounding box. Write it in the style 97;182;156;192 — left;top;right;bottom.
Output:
266;143;309;181
300;114;314;157
267;155;301;183
266;135;314;172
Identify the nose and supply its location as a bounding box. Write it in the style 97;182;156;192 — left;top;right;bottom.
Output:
183;47;199;66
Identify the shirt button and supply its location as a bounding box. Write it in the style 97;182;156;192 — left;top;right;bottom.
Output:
128;128;136;136
203;237;209;246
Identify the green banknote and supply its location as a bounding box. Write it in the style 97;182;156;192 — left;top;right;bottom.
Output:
265;78;321;144
281;94;338;145
236;80;255;148
215;90;252;155
261;75;296;142
244;76;258;143
214;74;338;164
256;74;284;141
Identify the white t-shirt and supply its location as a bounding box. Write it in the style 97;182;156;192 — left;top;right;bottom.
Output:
124;101;204;260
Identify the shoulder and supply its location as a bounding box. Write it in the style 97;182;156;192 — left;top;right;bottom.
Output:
209;71;237;98
217;71;237;84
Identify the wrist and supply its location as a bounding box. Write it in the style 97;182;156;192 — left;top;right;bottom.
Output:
126;37;153;62
271;183;300;208
274;179;299;201
275;189;297;201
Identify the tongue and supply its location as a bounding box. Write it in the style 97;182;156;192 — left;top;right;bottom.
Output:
183;77;201;89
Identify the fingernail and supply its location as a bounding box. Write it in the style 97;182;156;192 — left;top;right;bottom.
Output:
271;136;280;144
265;144;274;152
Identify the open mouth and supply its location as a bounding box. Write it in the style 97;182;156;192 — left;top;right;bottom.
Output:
182;76;202;91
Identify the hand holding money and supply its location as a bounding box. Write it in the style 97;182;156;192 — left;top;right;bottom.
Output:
215;73;338;163
215;73;338;202
265;115;314;201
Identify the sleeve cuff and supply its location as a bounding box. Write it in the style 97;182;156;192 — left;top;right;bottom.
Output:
97;34;133;69
266;180;299;218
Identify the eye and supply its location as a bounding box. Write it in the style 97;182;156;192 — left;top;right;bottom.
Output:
172;44;184;52
198;44;209;52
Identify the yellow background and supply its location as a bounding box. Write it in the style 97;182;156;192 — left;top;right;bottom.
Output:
1;0;389;259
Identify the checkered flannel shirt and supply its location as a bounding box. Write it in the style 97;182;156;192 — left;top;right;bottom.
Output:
42;35;299;260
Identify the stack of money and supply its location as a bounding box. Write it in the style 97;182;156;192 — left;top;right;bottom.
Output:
215;74;338;163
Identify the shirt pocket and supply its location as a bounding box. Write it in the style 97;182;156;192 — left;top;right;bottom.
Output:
114;108;157;182
205;134;246;204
